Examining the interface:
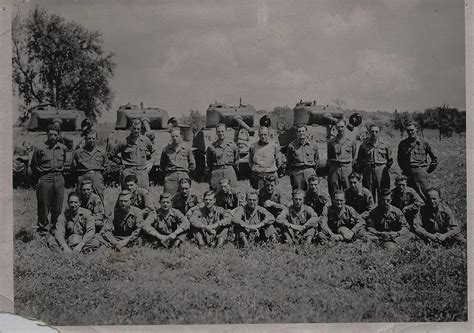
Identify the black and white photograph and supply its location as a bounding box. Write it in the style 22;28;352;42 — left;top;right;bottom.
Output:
6;0;471;330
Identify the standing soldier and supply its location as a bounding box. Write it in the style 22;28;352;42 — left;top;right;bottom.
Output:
355;124;392;203
109;119;156;189
30;124;67;235
79;180;106;233
327;119;357;196
397;121;438;201
171;178;201;216
344;172;375;220
258;174;287;219
160;127;196;195
215;178;241;212
286;124;319;190
304;175;330;217
72;130;107;203
248;126;281;189
206;123;239;191
391;175;424;230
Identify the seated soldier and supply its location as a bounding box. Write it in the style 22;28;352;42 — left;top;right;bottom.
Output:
275;189;319;245
414;188;465;245
215;178;241;213
118;174;156;221
188;190;232;247
304;175;330;217
80;179;105;232
171;177;201;216
258;174;287;219
101;190;144;250
318;190;366;243
141;192;190;248
53;192;99;253
391;175;424;230
231;189;277;246
344;172;375;220
366;188;415;250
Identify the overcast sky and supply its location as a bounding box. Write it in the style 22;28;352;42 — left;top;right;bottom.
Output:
15;0;465;122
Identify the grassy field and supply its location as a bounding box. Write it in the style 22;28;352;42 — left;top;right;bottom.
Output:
13;129;467;325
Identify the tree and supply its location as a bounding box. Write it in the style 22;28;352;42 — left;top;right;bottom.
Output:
12;6;116;122
391;110;411;137
180;109;205;134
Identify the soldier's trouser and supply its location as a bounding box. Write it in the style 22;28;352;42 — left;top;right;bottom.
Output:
121;167;149;190
362;165;390;203
142;232;187;248
365;229;415;248
250;171;278;190
328;162;352;197
210;166;238;191
164;171;190;195
281;226;316;243
290;168;316;191
193;226;229;246
100;232;143;248
415;232;465;245
50;234;100;253
406;168;430;202
36;173;65;234
234;224;277;243
317;225;366;242
77;171;105;203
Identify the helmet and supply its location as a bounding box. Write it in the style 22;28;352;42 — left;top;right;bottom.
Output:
259;115;271;127
349;113;362;127
81;118;92;132
168;117;178;127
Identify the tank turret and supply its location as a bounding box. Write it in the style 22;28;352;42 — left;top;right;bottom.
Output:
115;103;169;130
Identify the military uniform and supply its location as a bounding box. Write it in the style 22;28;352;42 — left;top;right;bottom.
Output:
397;137;437;201
115;187;155;221
286;138;319;190
171;190;201;217
189;205;232;246
206;140;239;191
142;208;190;247
30;141;67;234
248;141;281;189
54;207;99;252
72;145;107;203
215;188;241;212
327;135;356;196
366;205;414;246
318;204;366;242
304;190;330;217
101;206;144;247
232;205;276;242
344;187;375;220
391;186;424;230
258;187;286;218
81;193;105;232
355;139;392;202
275;205;319;243
109;134;156;189
415;203;465;244
160;143;195;195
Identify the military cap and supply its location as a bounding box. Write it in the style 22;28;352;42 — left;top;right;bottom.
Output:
52;118;63;125
168;117;178;127
81;119;92;132
259;115;271;127
349;113;362;127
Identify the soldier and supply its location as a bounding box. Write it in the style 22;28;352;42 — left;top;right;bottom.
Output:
188;191;232;247
344;172;375;220
248;126;281;189
397;120;438;201
30;124;67;235
318;190;366;243
232;190;277;246
391;175;424;230
171;178;201;216
72;130;107;203
53;192;99;253
160;127;196;195
286;124;320;190
366;189;415;250
109;119;156;189
119;174;155;221
206;123;239;191
258;174;287;219
101;190;144;250
414;188;465;245
355;124;392;203
327;119;357;196
304;175;330;217
275;190;319;245
215;178;241;212
141;192;190;248
79;179;106;233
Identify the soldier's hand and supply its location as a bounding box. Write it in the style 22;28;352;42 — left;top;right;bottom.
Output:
206;226;216;235
115;239;128;250
63;246;73;253
168;233;177;240
264;200;274;208
72;243;84;253
427;164;437;174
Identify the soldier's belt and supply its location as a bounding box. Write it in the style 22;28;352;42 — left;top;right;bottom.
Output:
290;165;314;171
329;161;352;165
212;165;234;170
40;171;63;176
78;170;103;175
123;165;147;171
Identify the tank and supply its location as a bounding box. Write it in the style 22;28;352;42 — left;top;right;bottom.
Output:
192;101;279;181
13;104;88;188
278;100;362;174
105;103;192;186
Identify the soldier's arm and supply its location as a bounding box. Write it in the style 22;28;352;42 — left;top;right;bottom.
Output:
313;143;320;170
108;141;123;165
231;208;250;228
274;142;283;169
285;144;294;171
209;209;233;229
386;145;393;169
92;198;105;227
349;207;366;233
142;190;155;215
351;139;357;162
233;144;240;171
206;146;214;174
248;145;254;169
397;142;408;174
141;217;167;240
354;143;364;173
169;212;190;240
71;150;79;172
160;146;168;172
412;210;435;239
442;207;461;240
319;206;335;237
275;210;291;228
188;146;196;171
361;192;375;220
366;213;384;237
54;214;70;251
189;209;206;229
302;207;319;229
405;189;424;212
426;142;438;173
147;140;157;164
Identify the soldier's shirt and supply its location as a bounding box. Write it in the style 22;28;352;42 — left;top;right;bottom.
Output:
31;141;67;174
344;187;375;217
172;190;201;216
367;205;408;232
258;187;285;217
206;140;239;169
160;142;196;173
419;203;460;235
276;204;318;228
320;205;365;234
146;208;190;235
72;146;107;172
114;188;154;215
391;187;424;212
304;190;330;216
82;193;105;222
356;139;393;167
249;141;280;173
107;206;144;239
55;207;95;247
189;205;231;227
232;205;275;226
215;188;240;211
397;137;438;172
110;134;155;167
286;138;319;169
327;135;356;163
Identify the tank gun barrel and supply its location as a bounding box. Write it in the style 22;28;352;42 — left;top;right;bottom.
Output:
142;118;151;132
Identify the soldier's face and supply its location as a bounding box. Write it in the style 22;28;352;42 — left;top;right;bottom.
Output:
427;191;440;208
68;196;81;212
349;178;360;191
406;125;417;139
259;128;269;143
85;134;97;148
336;122;345;135
118;195;131;210
264;181;275;193
333;193;345;208
180;183;190;196
292;194;304;208
216;126;226;140
395;181;407;193
47;130;59;144
220;183;230;193
160;198;172;210
125;181;138;193
81;184;93;199
171;130;182;144
131;123;141;137
380;195;391;209
246;195;258;209
308;180;319;193
204;195;215;209
370;127;380;140
297;127;307;140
